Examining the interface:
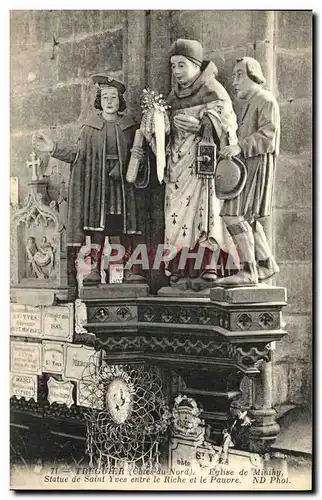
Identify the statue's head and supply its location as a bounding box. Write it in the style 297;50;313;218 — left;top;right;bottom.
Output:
232;57;266;99
169;39;203;87
91;75;126;114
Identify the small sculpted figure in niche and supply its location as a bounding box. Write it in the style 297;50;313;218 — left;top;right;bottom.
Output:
26;236;55;279
217;57;280;285
32;75;148;288
140;39;239;285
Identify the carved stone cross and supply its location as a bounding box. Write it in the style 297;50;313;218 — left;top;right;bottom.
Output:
26;152;41;181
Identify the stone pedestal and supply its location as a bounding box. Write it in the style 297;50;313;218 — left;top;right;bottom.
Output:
80;283;287;452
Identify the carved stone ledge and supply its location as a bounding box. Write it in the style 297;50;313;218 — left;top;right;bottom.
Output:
10;397;87;423
11;286;76;305
87;305;137;324
93;334;271;376
210;285;287;304
80;283;149;300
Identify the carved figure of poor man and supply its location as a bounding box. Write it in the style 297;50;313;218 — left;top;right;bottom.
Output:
32;75;147;286
217;57;280;285
158;39;239;284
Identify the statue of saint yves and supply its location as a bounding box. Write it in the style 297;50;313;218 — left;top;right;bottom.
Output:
163;38;239;284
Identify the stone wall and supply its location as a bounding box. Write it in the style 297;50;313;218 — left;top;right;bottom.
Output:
10;10;312;408
11;10;126;202
273;11;312;407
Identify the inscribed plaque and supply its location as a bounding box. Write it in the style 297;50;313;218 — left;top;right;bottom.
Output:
10;341;42;375
10;373;38;402
64;344;98;381
170;436;263;473
47;377;74;408
42;304;73;342
42;341;65;374
109;263;124;284
10;304;42;338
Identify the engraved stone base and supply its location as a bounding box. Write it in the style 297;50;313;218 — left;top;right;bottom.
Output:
80;283;149;300
210;285;287;304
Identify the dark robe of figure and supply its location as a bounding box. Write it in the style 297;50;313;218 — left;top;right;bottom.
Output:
51;112;146;247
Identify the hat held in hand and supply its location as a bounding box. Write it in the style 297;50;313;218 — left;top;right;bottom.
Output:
215;156;247;200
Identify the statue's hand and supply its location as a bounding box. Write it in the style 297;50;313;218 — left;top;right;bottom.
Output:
220;144;241;159
32;131;54;153
173;114;201;133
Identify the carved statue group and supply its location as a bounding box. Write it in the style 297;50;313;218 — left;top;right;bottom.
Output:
32;38;280;292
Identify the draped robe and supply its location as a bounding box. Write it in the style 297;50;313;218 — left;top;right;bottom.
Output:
221;87;280;221
164;61;239;275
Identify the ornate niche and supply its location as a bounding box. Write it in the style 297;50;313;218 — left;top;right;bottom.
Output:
10;152;72;298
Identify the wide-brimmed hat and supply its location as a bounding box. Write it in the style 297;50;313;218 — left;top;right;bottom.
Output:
215;156;247;200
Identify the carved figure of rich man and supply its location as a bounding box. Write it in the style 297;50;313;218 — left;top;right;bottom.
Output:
218;57;280;285
32;76;147;285
163;39;239;284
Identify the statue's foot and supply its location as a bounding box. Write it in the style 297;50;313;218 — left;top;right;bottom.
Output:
258;256;280;282
123;270;145;283
200;269;218;282
216;270;258;286
169;273;182;285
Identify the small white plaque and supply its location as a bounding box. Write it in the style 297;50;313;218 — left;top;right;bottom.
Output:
10;341;42;375
64;344;98;382
10;373;38;402
42;304;74;342
11;304;42;338
47;377;74;408
109;263;124;284
42;341;65;374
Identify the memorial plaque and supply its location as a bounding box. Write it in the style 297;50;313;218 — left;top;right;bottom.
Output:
10;341;42;375
109;263;124;284
47;377;74;408
170;436;263;473
10;373;38;402
10;304;42;338
42;341;65;374
42;303;74;342
65;344;99;381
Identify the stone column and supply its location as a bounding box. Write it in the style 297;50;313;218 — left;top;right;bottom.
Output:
247;359;281;453
210;284;287;452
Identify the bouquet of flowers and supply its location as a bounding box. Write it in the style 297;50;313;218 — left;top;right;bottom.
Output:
126;89;170;185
